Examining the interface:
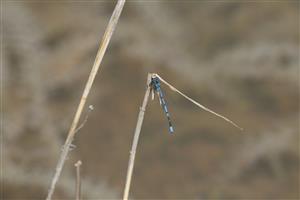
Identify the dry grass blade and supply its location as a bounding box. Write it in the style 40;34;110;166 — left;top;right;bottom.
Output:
154;74;243;130
46;1;126;199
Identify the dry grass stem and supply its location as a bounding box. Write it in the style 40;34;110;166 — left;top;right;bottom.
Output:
74;160;82;200
46;1;126;199
123;73;152;200
74;105;94;134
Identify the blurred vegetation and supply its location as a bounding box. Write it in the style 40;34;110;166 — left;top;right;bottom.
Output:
2;1;299;199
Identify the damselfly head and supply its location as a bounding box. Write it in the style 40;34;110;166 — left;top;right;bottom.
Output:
150;77;161;92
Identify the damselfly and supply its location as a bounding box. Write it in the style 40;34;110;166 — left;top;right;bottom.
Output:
150;76;174;134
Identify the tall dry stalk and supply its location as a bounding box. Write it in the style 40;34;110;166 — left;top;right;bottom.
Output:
123;73;152;200
46;1;126;199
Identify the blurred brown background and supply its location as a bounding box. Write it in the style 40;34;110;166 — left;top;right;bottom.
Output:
2;0;299;199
